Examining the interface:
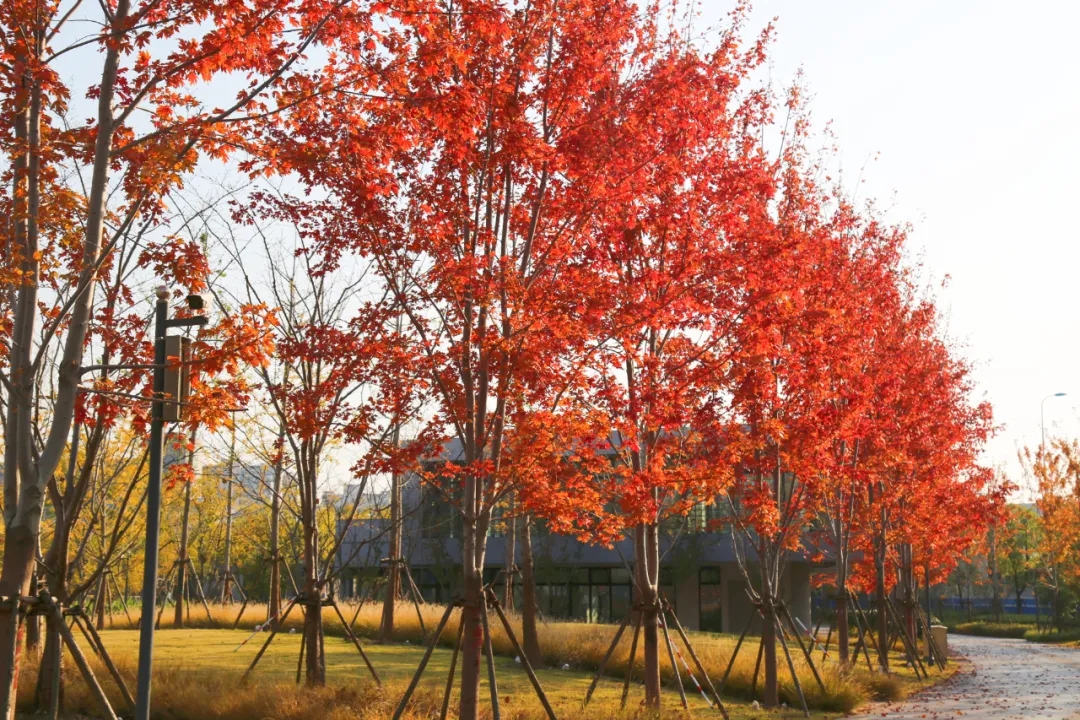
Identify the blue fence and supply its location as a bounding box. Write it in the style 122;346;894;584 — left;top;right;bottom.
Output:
812;595;1041;616
937;597;1040;615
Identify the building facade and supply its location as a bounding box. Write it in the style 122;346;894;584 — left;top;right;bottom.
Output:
335;473;814;634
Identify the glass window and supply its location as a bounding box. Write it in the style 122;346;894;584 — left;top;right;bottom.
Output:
548;584;569;618
612;584;632;620
700;567;722;585
591;584;611;624
699;567;722;632
571;585;589;620
590;568;611;583
612;567;632;584
570;568;589;584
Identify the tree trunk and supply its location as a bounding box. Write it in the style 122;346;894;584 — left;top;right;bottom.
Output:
302;518;325;685
379;465;401;643
761;602;779;707
503;495;516;612
518;515;540;666
25;567;41;651
836;570;849;666
636;523;661;709
222;425;235;604
0;529;35;718
457;484;486;720
988;527;1001;621
174;428;197;628
95;572;108;630
269;448;283;628
34;524;70;713
875;547;890;672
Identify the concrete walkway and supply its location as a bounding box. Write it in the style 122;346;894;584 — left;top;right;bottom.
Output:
862;634;1080;719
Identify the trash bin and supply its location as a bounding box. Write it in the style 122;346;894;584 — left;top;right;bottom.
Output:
927;625;948;663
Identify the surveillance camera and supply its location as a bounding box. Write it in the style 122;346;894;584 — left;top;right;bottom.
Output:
186;293;207;311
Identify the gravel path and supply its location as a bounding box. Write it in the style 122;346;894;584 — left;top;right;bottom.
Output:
862;634;1080;719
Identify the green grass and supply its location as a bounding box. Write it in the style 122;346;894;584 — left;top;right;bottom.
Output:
950;621;1030;639
24;628;845;719
42;600;956;719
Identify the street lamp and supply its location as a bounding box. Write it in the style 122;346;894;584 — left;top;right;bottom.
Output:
1041;392;1067;450
135;287;208;720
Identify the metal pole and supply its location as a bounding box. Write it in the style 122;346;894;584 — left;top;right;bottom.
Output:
1041;396;1047;449
223;422;235;603
134;287;168;720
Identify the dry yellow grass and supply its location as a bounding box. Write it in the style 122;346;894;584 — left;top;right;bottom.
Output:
78;600;946;717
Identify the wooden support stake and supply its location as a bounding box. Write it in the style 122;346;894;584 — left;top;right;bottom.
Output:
885;597;928;680
232;597;251;630
73;613;105;659
348;576;385;632
439;613;466;720
109;573;133;627
48;614;61;720
660;609;688;709
295;608;307;685
55;605;119;720
391;601;456;720
717;612;754;696
401;563;428;639
583;609;632;707
330;599;381;685
79;612;136;710
849;592;879;672
187;559;215;625
155;563;177;629
781;605;826;692
621;610;642;710
481;595;501;720
241;598;298;683
486;589;557;720
750;637;764;700
774;615;809;719
666;605;730;719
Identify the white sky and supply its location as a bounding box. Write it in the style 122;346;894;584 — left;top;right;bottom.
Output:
697;0;1080;493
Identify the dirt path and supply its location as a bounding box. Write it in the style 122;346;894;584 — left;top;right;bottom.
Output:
861;634;1080;719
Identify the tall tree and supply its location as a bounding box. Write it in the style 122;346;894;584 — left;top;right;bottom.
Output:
0;0;377;706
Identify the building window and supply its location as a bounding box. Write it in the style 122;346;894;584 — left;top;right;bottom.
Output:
699;567;723;633
416;568;452;604
526;566;633;623
420;485;461;539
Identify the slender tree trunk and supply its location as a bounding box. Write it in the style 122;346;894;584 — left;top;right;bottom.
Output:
875;543;889;672
25;566;41;651
988;527;1001;621
636;523;661;708
379;459;401;643
836;563;850;666
95;573;108;630
901;544;915;641
458;463;495;720
302;445;325;687
503;497;516;612
222;425;236;603
33;523;70;712
174;429;197;628
519;514;540;666
269;435;284;628
761;599;779;706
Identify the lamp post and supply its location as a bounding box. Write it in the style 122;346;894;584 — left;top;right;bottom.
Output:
1041;392;1067;450
135;287;207;720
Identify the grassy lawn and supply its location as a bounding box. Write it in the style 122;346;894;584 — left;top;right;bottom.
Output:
19;602;958;719
59;627;841;719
